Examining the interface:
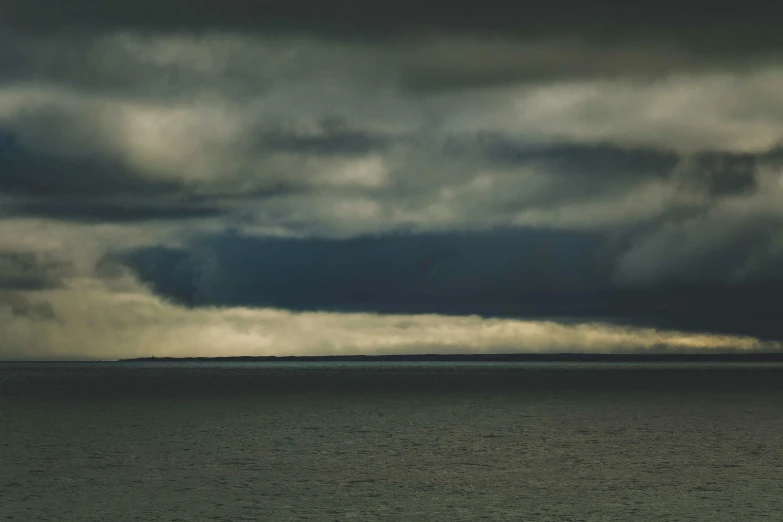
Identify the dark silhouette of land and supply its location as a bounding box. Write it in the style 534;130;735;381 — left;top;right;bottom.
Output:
123;353;783;363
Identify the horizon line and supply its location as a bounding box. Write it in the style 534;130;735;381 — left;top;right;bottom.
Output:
5;352;783;363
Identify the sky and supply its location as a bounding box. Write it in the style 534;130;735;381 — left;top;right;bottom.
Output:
1;2;783;359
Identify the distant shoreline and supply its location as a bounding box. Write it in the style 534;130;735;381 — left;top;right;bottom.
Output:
119;353;783;363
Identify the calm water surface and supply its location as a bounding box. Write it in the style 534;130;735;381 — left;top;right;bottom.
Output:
2;362;783;521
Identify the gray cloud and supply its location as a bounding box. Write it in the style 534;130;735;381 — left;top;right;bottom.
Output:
396;39;777;94
6;198;227;223
1;102;777;236
0;140;183;198
256;118;392;157
678;152;759;197
0;292;57;319
0;251;70;290
0;123;231;222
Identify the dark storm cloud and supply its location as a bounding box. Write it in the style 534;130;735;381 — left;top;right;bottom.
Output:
0;140;183;197
116;227;783;341
0;32;281;101
469;136;680;206
0;251;69;290
2;2;782;92
257;119;391;157
475;136;678;175
685;152;759;197
2;2;780;41
601;281;783;341
6;198;227;223
118;228;612;312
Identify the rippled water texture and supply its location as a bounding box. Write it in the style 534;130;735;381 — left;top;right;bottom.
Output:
2;362;783;521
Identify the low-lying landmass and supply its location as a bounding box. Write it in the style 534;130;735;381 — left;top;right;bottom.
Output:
122;353;783;362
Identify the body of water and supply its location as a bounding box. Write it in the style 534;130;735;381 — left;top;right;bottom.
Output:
2;361;783;520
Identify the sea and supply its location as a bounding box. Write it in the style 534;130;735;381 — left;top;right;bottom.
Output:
2;361;783;521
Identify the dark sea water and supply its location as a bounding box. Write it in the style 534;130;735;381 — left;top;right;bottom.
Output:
2;362;783;521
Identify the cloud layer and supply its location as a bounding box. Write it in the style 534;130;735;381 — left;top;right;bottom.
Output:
2;6;783;357
2;272;778;361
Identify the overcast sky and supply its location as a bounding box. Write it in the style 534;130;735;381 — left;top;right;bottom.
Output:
1;2;783;359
